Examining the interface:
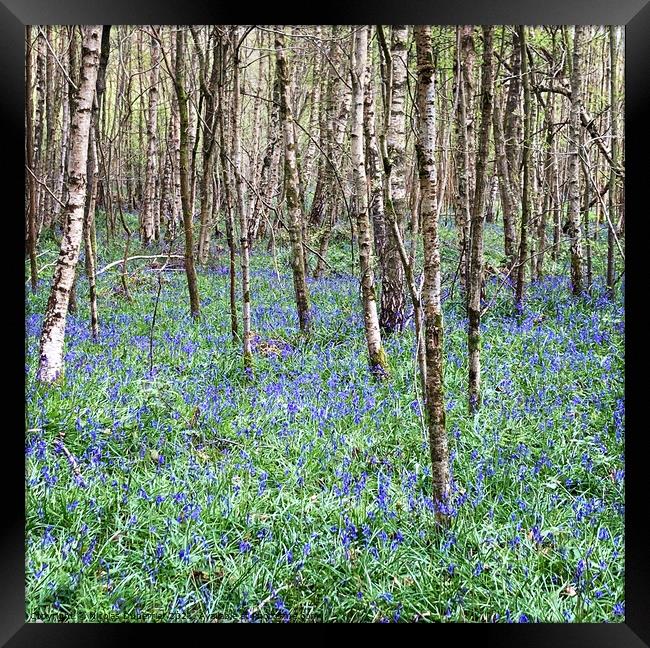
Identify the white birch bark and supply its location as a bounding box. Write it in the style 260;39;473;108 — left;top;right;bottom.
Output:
351;26;387;375
142;27;160;246
37;25;103;384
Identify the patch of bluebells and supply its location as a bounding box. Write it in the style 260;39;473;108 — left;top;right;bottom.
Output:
25;241;624;622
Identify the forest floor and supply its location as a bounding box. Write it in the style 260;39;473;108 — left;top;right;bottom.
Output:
25;220;625;622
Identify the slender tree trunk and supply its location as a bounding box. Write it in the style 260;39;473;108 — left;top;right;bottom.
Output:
174;26;201;319
43;25;56;231
37;26;103;384
492;54;517;266
302;26;323;200
307;29;336;230
26;26;38;290
33;28;46;237
467;26;494;413
276;27;312;336
515;26;533;309
582;146;593;292
94;24;111;218
218;62;239;342
567;25;585;296
536;86;557;279
57;27;72;216
142;28;160;246
248;35;265;232
313;27;352;279
363;41;386;269
84;133;99;340
454;27;472;295
351;26;388;375
233;27;253;364
552;128;562;262
170;70;183;241
251;76;281;242
504;28;522;202
415;26;449;513
380;26;409;335
607;26;618;298
81;24;110;339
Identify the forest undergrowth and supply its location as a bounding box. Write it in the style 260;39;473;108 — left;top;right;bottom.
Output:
25;220;624;622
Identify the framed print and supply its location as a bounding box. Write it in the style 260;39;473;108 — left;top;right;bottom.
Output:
4;0;648;644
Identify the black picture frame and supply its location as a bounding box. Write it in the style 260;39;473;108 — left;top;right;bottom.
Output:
5;0;648;644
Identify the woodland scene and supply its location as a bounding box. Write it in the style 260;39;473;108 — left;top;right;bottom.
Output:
25;24;624;622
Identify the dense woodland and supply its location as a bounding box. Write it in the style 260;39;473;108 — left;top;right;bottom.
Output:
26;25;624;622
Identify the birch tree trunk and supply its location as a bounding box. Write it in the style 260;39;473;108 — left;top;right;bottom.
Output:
567;25;585;296
33;28;46;236
313;27;352;279
303;26;323;198
43;25;56;231
57;27;72;213
276;27;312;336
467;26;494;413
233;27;253;364
363;41;386;269
415;26;449;512
380;26;408;335
217;56;239;342
515;26;533;309
37;25;103;384
174;26;201;319
504;29;522;202
142;28;160;246
492;51;517;266
26;26;38;290
351;26;388;376
193;26;219;264
607;26;618;298
536;83;557;280
84;133;99;340
453;26;472;295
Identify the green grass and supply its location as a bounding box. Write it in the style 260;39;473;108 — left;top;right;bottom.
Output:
25;219;624;622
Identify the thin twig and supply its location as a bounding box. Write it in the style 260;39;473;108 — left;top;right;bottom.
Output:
25;165;66;208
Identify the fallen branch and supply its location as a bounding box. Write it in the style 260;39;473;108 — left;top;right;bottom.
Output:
53;438;87;488
96;255;185;276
